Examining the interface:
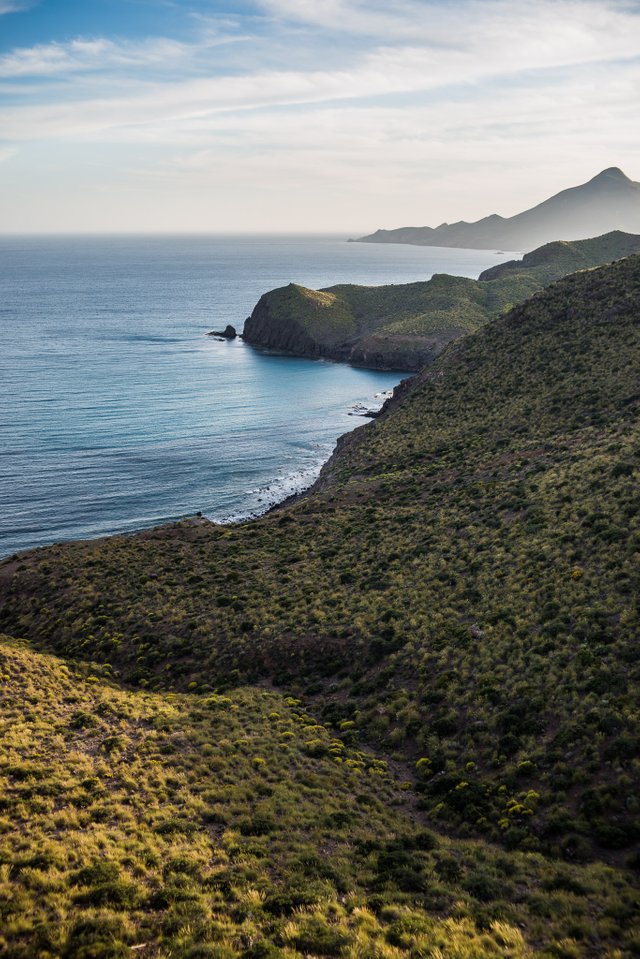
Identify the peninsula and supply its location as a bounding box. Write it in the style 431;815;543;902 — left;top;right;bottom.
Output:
354;167;640;251
243;230;640;370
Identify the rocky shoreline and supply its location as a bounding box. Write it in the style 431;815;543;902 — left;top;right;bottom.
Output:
206;385;408;524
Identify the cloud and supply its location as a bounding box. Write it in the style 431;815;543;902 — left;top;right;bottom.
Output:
255;0;440;38
2;0;638;87
0;1;32;12
255;0;640;48
2;6;639;146
0;36;193;78
152;58;640;171
1;0;639;230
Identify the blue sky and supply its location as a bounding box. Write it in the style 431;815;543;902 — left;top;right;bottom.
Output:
1;0;639;232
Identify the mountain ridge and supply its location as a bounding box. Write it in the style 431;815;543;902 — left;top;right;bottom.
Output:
354;168;640;251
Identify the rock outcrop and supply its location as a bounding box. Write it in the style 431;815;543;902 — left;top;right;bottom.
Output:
243;288;332;359
207;324;237;339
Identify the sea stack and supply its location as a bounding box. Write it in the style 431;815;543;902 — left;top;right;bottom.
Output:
207;324;237;339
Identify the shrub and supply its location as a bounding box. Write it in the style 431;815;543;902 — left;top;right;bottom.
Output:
264;885;323;915
289;918;349;956
62;917;130;959
72;861;121;886
74;880;142;909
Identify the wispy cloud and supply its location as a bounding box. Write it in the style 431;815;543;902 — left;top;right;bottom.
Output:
2;6;639;143
256;0;640;51
0;1;33;13
1;0;638;85
255;0;429;37
0;36;193;78
1;0;639;231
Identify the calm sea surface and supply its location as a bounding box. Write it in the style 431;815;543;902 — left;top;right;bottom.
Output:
0;235;509;556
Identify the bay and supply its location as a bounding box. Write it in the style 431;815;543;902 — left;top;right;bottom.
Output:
0;234;508;556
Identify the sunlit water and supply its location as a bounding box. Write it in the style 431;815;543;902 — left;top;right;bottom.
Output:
0;234;509;556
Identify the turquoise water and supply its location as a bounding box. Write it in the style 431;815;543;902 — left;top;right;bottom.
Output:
0;235;507;556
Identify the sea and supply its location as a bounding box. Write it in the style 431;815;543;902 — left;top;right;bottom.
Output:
0;235;510;557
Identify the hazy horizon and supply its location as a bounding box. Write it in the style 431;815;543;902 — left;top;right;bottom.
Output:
1;0;639;234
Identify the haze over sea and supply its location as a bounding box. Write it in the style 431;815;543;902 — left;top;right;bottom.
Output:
0;235;508;557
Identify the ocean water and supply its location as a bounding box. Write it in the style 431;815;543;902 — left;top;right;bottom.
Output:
0;235;509;557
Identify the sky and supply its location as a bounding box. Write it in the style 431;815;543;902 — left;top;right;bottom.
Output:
0;0;639;233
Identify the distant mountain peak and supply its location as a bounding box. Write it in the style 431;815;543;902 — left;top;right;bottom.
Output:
590;167;631;184
355;167;640;250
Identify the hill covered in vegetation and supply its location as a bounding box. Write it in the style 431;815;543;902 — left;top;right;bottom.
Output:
354;167;640;250
243;230;640;369
1;255;639;956
3;636;638;958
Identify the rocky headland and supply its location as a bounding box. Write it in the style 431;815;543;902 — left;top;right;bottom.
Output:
242;230;640;371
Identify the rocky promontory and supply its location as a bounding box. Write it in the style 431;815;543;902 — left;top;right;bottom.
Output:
242;230;640;372
242;283;452;370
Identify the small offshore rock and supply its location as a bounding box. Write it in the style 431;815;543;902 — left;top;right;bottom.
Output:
207;324;237;339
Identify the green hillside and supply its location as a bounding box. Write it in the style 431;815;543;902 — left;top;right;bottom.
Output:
3;636;638;958
1;256;640;956
247;284;359;346
243;231;640;369
478;230;640;281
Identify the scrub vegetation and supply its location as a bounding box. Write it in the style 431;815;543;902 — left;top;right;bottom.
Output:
1;254;639;956
1;637;638;959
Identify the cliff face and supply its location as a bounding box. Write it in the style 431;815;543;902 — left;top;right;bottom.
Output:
243;231;640;372
345;329;461;371
243;295;453;370
243;289;331;359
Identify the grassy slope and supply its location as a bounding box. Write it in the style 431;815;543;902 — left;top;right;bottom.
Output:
478;232;640;282
1;257;640;955
246;232;640;360
250;272;531;352
1;635;638;959
326;275;490;337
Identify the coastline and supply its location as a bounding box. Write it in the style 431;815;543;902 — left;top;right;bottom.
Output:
211;381;408;523
0;236;503;559
251;375;414;519
0;377;409;560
